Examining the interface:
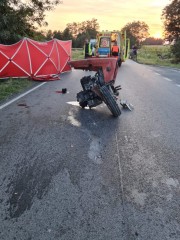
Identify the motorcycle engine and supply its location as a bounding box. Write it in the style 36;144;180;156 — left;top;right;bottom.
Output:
77;75;102;108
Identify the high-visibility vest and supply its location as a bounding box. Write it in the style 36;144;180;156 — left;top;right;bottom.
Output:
84;43;92;56
112;46;119;52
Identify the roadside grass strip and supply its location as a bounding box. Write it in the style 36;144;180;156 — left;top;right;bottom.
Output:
0;82;46;110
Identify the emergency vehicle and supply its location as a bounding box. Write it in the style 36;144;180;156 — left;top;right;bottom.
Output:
95;31;130;67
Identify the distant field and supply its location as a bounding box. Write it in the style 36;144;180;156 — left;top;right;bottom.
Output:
72;48;83;60
137;45;180;68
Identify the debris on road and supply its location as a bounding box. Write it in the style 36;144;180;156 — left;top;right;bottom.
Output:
17;103;29;108
55;88;67;94
120;99;134;111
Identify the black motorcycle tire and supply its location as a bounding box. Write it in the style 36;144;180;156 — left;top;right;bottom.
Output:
99;85;121;117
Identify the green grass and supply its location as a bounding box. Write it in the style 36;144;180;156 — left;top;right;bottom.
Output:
72;48;84;60
0;78;34;102
137;45;180;69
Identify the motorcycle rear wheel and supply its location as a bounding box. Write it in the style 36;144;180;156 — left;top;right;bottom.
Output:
100;85;121;117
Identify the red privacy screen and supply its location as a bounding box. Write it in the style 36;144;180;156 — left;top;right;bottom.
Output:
0;38;72;81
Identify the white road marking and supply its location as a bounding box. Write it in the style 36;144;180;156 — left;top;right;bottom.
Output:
0;82;47;110
176;84;180;87
164;77;172;82
67;101;80;106
155;72;160;75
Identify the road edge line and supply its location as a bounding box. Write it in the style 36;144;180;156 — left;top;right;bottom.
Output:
0;82;47;110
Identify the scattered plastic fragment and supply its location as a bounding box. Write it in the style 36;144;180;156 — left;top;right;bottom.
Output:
120;100;134;111
55;88;67;94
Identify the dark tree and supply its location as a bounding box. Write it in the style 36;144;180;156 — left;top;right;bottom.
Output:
74;32;87;48
66;18;99;47
62;28;74;41
0;0;62;44
171;41;180;63
121;21;149;47
67;18;99;39
45;30;54;40
162;0;180;62
162;0;180;41
53;30;63;40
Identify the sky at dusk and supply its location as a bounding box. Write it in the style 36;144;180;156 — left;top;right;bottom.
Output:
44;0;171;38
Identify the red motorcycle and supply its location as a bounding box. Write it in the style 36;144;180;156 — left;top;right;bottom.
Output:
69;57;122;117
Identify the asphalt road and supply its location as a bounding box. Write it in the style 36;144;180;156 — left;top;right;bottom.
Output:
0;60;180;240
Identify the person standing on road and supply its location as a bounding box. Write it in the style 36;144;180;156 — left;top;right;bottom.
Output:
132;45;137;61
112;41;122;67
111;41;119;56
84;38;92;58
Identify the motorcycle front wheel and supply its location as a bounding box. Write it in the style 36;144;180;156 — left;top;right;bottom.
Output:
99;85;121;117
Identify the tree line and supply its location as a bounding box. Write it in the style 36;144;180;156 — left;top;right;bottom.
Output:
0;0;179;62
45;18;100;48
